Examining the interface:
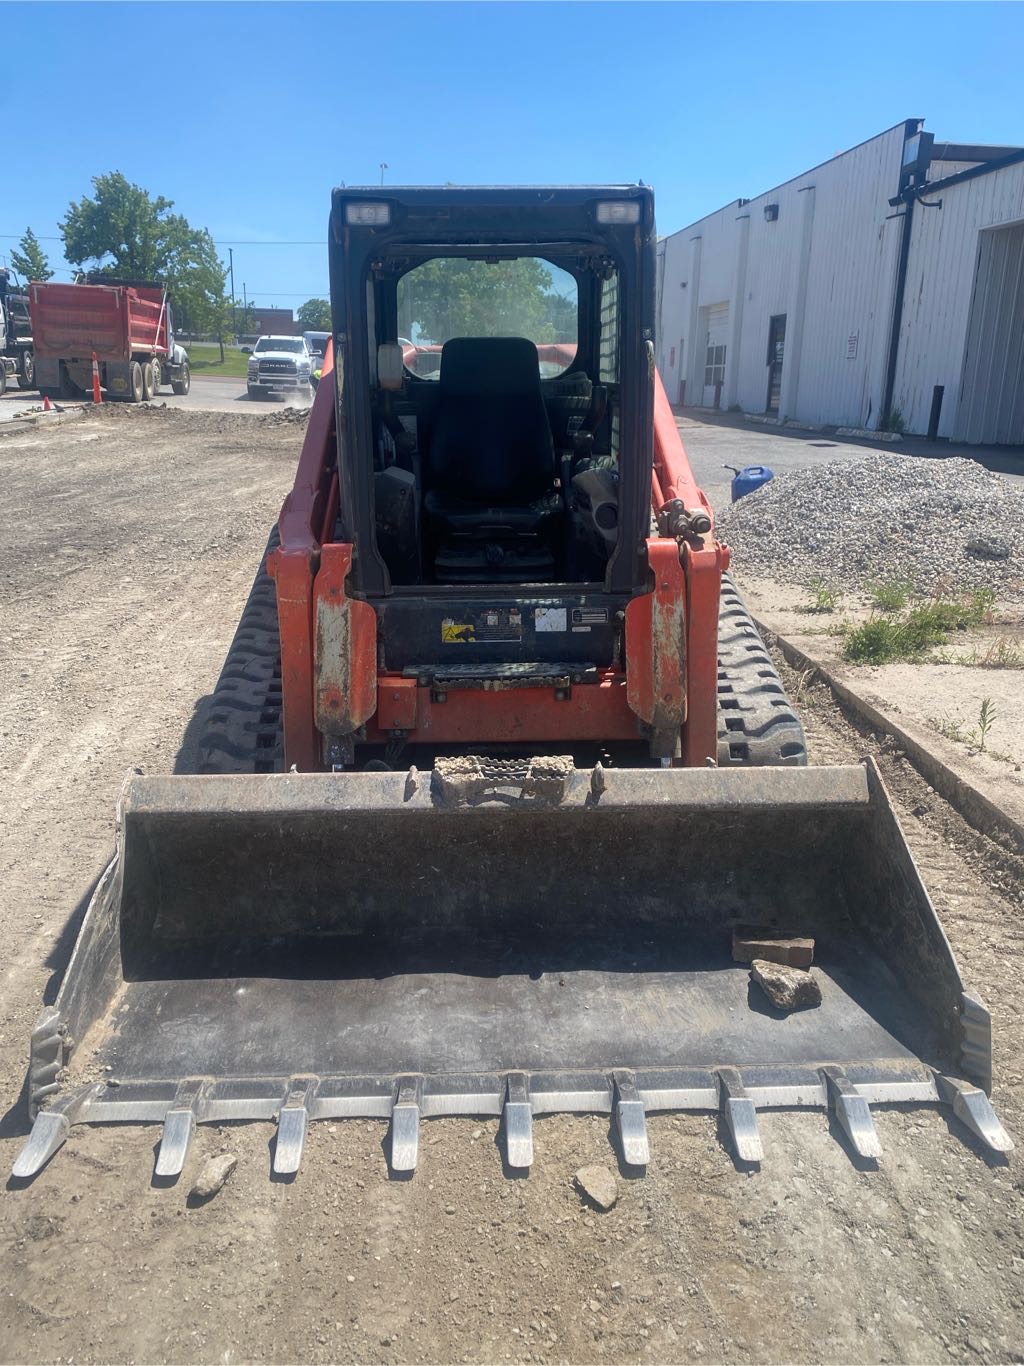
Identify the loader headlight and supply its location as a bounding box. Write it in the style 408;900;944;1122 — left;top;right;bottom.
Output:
595;200;641;225
345;201;391;226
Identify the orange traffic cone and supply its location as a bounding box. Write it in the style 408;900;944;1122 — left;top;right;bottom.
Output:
42;395;53;411
91;352;103;404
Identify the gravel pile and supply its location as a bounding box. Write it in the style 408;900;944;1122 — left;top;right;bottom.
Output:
717;453;1024;601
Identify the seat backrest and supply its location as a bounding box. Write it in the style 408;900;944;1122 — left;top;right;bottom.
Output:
428;337;555;502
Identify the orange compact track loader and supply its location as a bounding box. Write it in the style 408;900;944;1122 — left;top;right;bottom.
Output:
14;187;1010;1182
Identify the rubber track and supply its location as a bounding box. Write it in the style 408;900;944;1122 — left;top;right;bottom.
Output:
196;528;285;774
717;572;808;767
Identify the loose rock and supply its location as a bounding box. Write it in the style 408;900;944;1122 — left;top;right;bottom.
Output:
189;1152;238;1201
966;534;1011;561
574;1164;618;1211
732;927;814;968
751;959;822;1011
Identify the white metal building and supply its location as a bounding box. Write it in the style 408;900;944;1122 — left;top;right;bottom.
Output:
657;120;1024;443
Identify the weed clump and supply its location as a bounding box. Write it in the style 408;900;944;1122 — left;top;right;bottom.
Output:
867;578;913;613
798;578;842;614
842;589;997;665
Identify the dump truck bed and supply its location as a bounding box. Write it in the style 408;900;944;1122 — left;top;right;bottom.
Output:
14;761;1010;1181
29;281;169;362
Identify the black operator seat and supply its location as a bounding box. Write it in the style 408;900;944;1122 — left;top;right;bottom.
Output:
423;337;563;541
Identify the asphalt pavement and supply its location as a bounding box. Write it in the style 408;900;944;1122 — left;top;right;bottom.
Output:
0;374;310;423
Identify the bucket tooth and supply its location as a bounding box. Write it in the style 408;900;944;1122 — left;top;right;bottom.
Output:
717;1068;763;1163
613;1071;650;1167
12;1086;97;1179
274;1078;317;1176
503;1072;534;1170
155;1080;204;1179
390;1076;423;1174
937;1075;1013;1155
822;1066;881;1160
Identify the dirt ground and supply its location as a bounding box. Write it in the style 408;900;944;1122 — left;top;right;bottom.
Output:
1;409;1023;1365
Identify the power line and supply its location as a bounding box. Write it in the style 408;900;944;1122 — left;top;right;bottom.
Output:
233;290;327;298
0;233;324;246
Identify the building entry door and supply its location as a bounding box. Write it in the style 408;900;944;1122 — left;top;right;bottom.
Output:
766;313;786;414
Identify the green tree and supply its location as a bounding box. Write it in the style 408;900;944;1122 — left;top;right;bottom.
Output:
10;227;52;282
397;258;577;344
60;171;227;338
297;297;331;330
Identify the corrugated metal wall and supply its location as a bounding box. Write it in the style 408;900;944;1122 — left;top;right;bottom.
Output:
893;161;1024;439
795;133;905;428
657;123;910;429
658;126;1024;441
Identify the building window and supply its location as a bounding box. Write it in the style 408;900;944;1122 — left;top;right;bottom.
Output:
704;342;726;389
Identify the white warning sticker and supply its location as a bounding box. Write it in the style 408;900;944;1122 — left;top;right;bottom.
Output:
535;607;567;633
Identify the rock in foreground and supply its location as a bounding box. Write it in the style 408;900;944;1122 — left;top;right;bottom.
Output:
751;959;822;1011
189;1152;238;1201
574;1164;618;1211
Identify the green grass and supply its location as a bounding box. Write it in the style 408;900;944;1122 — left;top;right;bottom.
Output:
183;343;250;378
842;589;997;665
867;578;913;613
797;577;842;614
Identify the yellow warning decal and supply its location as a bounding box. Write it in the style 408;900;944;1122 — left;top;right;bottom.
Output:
442;619;475;643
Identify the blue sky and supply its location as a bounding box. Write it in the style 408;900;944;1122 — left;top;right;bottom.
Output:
3;1;1022;313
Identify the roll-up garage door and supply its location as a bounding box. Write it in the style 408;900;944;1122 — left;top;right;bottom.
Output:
703;302;729;406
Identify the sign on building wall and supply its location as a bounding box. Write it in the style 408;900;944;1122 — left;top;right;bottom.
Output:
847;332;859;360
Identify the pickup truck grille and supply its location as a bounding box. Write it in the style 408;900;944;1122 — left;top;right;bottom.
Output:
258;359;298;375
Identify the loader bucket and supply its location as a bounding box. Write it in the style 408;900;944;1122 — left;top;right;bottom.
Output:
14;759;1010;1181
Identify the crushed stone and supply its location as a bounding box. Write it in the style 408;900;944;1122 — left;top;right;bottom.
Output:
717;453;1024;601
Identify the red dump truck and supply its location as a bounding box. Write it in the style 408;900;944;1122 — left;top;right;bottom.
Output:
30;280;191;402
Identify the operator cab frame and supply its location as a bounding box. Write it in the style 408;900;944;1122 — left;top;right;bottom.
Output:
328;185;656;602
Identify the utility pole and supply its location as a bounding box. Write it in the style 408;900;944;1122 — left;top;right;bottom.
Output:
228;247;236;337
380;162;388;185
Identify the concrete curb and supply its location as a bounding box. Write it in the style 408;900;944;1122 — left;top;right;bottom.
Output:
757;620;1024;856
1;404;89;431
835;425;901;442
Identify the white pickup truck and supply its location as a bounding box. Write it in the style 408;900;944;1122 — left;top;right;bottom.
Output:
246;335;313;399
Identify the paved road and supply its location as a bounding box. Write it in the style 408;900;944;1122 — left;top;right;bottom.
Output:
0;374;310;423
678;411;1024;512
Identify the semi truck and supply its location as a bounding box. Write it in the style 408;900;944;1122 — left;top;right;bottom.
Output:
30;279;190;402
0;267;34;393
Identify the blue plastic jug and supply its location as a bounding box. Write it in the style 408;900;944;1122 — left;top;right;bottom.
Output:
725;464;774;502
